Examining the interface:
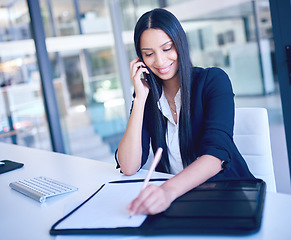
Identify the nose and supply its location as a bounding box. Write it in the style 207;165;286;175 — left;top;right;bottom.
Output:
154;51;165;67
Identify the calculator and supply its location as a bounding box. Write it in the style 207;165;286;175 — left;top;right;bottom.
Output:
9;176;78;203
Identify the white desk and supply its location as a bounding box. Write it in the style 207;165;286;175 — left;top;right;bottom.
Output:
0;142;291;240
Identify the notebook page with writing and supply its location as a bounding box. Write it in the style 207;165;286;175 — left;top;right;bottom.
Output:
55;181;165;230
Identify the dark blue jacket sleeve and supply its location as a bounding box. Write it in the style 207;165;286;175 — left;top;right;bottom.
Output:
196;67;235;168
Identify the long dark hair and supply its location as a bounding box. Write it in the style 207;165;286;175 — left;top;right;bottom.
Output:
134;8;195;172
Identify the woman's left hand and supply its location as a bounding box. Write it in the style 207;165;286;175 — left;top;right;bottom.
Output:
127;184;175;216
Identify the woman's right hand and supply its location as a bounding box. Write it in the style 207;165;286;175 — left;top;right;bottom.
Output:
130;57;150;101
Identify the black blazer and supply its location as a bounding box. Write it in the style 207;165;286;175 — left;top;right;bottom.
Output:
117;67;255;180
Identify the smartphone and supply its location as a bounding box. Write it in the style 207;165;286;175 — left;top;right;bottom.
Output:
141;72;148;82
141;72;150;89
0;160;24;174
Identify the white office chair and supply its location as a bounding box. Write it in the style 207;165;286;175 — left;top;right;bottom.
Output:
234;107;276;192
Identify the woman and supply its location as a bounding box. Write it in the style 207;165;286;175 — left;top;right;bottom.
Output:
116;8;255;216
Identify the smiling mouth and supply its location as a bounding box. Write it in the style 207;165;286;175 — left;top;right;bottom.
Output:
156;63;173;74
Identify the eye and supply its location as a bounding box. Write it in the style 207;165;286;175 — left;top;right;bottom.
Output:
144;53;153;57
163;45;172;52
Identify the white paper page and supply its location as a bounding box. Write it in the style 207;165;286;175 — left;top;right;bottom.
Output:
55;181;164;230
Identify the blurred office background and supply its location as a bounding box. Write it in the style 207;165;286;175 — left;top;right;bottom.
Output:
0;0;290;193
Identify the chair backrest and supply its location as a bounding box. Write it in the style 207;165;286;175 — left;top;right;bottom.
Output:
233;108;276;192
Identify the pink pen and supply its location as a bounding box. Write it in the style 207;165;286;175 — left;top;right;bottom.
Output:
141;147;163;191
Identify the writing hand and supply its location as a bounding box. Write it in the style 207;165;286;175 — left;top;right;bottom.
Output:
127;184;174;216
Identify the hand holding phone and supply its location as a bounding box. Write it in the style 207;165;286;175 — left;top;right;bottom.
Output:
130;57;150;99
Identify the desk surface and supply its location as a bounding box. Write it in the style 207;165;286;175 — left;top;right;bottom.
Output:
0;142;291;240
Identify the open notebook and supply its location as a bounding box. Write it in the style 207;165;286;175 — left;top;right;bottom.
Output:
50;178;266;236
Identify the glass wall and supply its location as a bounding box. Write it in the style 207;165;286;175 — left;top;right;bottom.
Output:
0;0;51;150
39;0;128;162
180;1;275;95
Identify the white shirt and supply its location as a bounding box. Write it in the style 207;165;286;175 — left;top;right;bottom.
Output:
158;88;183;174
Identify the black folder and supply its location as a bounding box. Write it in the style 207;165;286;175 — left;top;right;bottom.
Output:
50;178;266;236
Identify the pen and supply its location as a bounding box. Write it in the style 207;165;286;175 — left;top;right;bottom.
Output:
141;147;163;191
